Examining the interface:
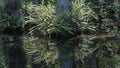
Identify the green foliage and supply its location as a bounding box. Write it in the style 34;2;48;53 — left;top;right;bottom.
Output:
24;0;98;37
0;0;4;7
23;0;99;67
0;0;118;68
23;36;60;68
24;5;74;38
0;13;22;29
0;34;14;41
24;4;56;35
72;0;98;31
96;40;119;68
0;11;23;41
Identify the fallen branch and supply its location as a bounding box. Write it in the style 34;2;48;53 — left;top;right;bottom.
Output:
74;34;120;40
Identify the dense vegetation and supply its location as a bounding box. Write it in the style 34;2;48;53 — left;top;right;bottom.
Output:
0;0;120;68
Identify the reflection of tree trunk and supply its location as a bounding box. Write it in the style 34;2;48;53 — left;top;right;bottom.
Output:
87;52;97;68
58;39;78;68
60;54;72;68
31;59;47;68
86;40;99;68
85;1;100;67
60;50;77;68
72;52;77;68
2;38;26;68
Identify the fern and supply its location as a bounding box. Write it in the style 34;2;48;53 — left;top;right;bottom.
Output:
0;34;14;41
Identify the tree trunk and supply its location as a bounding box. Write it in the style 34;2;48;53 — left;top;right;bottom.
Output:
4;0;21;14
118;0;120;23
104;0;114;4
32;0;42;5
57;0;73;68
2;0;26;68
57;0;70;14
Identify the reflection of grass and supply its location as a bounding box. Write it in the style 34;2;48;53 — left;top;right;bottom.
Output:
0;0;4;7
115;54;120;68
